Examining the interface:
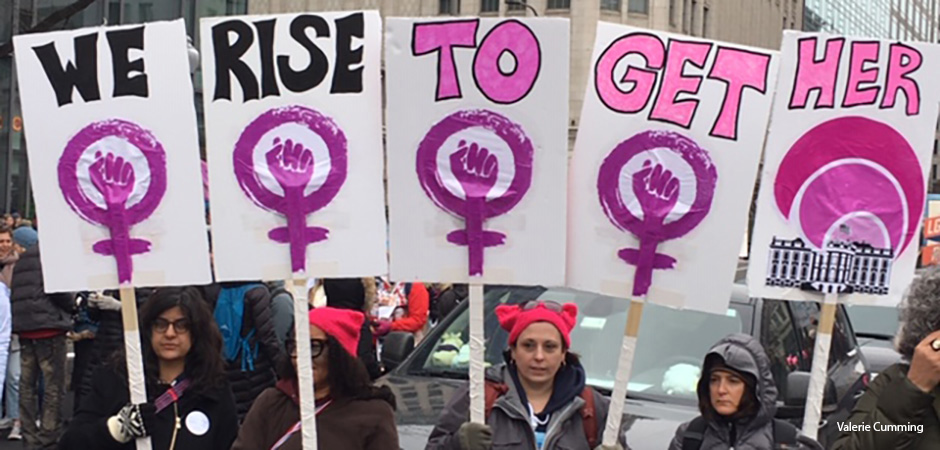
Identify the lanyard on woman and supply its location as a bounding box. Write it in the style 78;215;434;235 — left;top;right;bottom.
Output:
154;378;190;414
270;400;333;450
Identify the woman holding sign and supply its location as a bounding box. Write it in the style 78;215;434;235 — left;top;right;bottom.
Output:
426;301;627;450
60;287;238;450
668;334;822;450
232;307;399;450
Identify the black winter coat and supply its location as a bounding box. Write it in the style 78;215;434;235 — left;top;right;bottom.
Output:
202;283;283;422
60;365;238;450
10;245;73;333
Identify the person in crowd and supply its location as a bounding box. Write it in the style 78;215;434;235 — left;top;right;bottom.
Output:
10;230;73;450
374;279;431;342
232;307;398;450
831;268;940;449
1;215;13;230
433;284;468;323
668;333;822;450
74;290;150;412
426;301;628;450
198;282;282;422
68;293;97;412
268;282;295;352
60;287;238;450
0;279;10;437
324;278;383;380
0;226;17;288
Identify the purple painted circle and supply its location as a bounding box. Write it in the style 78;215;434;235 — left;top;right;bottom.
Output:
597;130;717;239
775;116;922;255
233;105;348;214
416;109;534;218
58;119;167;226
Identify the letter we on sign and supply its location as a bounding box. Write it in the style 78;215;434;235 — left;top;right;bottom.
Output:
568;23;778;313
12;20;212;292
748;31;940;307
200;11;388;282
385;17;570;286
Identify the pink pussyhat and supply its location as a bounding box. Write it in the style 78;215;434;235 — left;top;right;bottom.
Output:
308;307;364;357
495;301;578;347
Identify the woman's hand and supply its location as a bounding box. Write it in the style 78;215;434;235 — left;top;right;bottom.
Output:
907;330;940;393
457;422;492;450
107;403;156;443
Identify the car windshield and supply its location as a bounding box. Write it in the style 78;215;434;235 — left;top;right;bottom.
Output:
412;285;745;403
845;305;898;338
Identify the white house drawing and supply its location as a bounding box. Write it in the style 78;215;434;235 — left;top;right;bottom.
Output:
766;237;893;295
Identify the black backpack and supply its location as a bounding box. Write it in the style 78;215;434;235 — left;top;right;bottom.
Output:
682;416;799;450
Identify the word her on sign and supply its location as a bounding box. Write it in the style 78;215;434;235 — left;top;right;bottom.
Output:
788;37;922;115
594;32;771;141
32;26;149;107
212;12;365;102
412;19;541;105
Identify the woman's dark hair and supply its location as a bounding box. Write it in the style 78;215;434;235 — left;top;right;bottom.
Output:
281;334;395;409
137;287;227;393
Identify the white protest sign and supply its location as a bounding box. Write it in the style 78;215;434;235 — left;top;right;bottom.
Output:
201;11;387;281
747;31;940;307
568;23;778;314
13;20;211;292
385;17;570;286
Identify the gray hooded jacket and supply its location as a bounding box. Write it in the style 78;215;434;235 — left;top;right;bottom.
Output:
668;333;820;450
425;364;629;450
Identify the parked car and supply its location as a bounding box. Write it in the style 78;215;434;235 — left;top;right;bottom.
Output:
378;284;869;449
844;304;902;376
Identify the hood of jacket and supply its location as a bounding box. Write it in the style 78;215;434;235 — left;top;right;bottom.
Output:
696;333;777;429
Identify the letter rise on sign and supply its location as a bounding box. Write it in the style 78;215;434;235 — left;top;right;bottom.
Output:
412;19;542;104
788;37;922;115
212;12;365;102
594;33;771;141
33;26;149;107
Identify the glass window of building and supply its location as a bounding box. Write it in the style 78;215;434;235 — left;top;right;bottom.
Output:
601;0;620;11
480;0;499;13
439;0;460;15
628;0;648;13
549;0;572;10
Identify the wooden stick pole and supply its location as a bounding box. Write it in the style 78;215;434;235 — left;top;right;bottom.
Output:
290;277;318;450
802;292;839;440
468;283;486;424
601;297;645;446
119;287;152;450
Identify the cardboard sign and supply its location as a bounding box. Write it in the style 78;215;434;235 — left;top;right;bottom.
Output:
385;18;570;285
748;32;940;306
201;11;387;281
568;23;778;313
13;20;211;292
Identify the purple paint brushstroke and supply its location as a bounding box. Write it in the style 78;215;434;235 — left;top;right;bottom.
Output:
58;119;167;284
416;109;533;276
598;130;717;297
232;105;347;274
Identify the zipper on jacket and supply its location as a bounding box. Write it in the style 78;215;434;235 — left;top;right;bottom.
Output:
542;398;584;449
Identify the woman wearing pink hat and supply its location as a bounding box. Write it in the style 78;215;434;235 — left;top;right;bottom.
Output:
426;300;628;450
232;307;399;450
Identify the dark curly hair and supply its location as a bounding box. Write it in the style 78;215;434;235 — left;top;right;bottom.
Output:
282;333;395;409
896;267;940;359
138;286;227;393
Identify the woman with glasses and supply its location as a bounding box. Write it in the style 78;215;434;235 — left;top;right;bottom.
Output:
232;307;398;450
426;300;628;450
60;287;238;450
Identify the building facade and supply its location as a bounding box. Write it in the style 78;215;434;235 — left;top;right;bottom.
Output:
0;0;247;215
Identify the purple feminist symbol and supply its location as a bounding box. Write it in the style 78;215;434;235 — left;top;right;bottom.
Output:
416;110;533;276
233;106;348;274
58;119;168;284
598;130;717;297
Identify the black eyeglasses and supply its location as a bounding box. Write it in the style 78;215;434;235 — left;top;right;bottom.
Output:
152;318;191;334
519;300;563;312
289;339;328;359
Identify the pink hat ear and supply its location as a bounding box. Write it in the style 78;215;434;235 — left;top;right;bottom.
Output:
495;304;520;332
560;303;578;331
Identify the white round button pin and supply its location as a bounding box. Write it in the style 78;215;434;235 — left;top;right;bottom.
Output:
185;411;210;436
